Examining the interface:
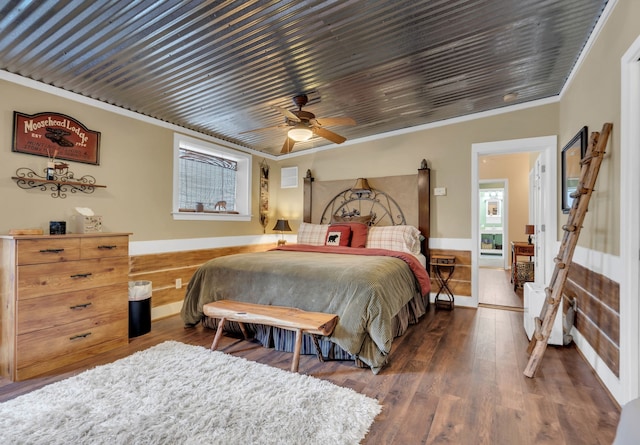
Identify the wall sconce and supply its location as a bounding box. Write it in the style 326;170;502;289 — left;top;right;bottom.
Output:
525;224;535;244
351;178;371;195
287;124;313;142
273;219;292;245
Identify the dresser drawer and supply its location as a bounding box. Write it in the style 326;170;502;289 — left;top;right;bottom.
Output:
16;315;128;380
517;245;535;256
17;284;127;334
80;236;129;259
17;257;129;300
16;238;81;265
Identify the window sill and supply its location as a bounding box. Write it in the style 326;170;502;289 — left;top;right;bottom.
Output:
172;212;251;222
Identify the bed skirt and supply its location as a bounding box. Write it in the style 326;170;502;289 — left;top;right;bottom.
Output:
201;291;430;369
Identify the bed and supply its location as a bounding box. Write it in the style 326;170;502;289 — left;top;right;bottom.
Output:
181;164;432;373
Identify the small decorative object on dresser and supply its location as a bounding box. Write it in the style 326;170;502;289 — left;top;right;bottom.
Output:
75;207;103;233
0;232;131;381
49;221;66;235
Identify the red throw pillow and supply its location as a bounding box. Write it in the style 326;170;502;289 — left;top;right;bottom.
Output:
339;222;368;248
325;225;351;247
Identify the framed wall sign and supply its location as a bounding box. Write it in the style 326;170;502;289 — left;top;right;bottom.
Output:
12;111;101;165
561;126;588;213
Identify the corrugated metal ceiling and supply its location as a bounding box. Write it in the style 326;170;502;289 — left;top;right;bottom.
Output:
0;0;609;157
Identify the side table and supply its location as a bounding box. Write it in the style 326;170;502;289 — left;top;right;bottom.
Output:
431;254;456;310
511;241;535;290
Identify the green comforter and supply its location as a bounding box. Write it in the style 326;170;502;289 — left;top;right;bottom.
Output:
181;245;429;372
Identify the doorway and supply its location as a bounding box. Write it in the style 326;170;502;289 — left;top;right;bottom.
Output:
477;155;527;309
478;182;507;269
471;136;558;309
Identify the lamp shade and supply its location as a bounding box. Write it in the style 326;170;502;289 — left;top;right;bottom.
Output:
351;178;371;192
287;124;313;142
525;224;535;244
272;219;292;232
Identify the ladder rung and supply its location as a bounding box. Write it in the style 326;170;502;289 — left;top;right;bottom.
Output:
553;257;566;268
583;150;604;162
546;296;557;305
545;287;553;297
562;224;578;232
533;317;544;340
580;153;598;164
570;187;590;198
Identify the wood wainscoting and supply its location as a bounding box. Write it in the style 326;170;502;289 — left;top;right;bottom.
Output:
429;248;471;297
563;261;620;377
129;244;273;309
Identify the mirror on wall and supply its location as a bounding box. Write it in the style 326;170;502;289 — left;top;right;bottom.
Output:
561;126;587;213
486;199;501;217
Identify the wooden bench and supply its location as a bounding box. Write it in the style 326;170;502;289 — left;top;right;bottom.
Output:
202;300;339;372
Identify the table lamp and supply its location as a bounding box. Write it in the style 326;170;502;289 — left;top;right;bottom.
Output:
525;225;535;244
273;219;292;245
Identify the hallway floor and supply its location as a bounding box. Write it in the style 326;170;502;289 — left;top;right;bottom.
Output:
479;267;523;309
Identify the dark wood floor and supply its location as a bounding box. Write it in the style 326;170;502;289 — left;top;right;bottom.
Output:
479;267;523;308
1;307;620;444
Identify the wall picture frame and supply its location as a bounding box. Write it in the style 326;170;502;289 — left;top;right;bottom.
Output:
12;111;101;165
561;126;588;213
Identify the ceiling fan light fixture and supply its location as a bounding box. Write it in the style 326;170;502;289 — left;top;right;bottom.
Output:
288;124;313;142
503;92;518;102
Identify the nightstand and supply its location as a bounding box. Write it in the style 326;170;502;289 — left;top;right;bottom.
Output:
511;241;535;290
431;254;456;310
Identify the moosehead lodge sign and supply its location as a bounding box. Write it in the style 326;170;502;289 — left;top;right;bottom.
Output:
13;111;101;165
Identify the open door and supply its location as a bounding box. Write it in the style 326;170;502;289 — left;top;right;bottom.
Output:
529;154;546;285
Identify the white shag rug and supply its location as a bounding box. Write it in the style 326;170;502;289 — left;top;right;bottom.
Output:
0;341;381;445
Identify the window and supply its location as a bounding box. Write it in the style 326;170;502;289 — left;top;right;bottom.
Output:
173;134;251;221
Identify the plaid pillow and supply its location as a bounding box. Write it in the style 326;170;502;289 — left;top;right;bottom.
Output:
366;225;422;254
297;223;329;246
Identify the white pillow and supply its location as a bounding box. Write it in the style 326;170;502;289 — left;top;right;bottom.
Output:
296;223;329;246
366;225;422;255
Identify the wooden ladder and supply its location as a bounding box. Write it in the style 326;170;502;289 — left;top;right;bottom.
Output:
524;122;612;378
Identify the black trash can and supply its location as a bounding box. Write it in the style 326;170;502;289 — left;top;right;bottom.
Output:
128;280;152;338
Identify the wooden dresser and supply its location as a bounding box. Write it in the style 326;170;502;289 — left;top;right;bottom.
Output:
0;233;130;381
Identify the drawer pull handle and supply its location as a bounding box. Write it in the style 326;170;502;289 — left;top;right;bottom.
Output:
39;248;64;253
70;273;92;279
70;302;92;310
98;245;117;250
69;332;91;341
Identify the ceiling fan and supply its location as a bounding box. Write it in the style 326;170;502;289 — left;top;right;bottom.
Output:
242;94;356;154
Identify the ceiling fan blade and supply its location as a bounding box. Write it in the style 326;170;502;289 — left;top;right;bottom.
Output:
239;123;288;135
281;137;296;154
272;106;300;122
312;116;356;127
312;126;346;144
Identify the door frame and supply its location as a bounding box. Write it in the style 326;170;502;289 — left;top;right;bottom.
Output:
619;33;640;403
471;136;558;308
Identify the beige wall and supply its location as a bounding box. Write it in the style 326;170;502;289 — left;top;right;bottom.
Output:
558;0;640;256
276;104;558;239
0;81;270;241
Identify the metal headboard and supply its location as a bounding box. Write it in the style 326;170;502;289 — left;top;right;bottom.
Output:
303;163;430;260
319;187;406;226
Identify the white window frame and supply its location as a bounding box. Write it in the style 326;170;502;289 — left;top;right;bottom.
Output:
172;133;251;221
